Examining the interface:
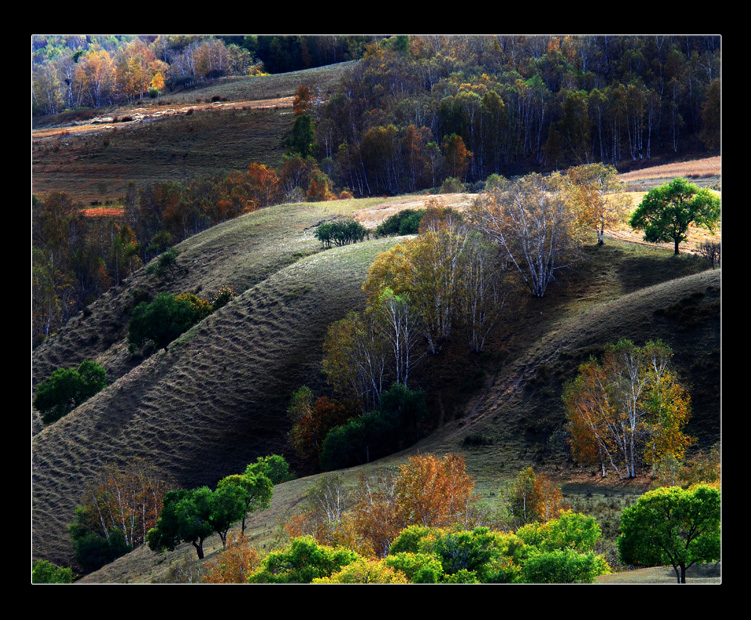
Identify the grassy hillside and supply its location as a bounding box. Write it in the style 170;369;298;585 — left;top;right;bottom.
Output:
73;254;720;584
32;196;405;566
32;185;721;581
31;63;355;205
32;80;722;581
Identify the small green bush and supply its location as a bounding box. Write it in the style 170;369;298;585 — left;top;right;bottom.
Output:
375;209;425;237
33;360;107;424
314;220;368;248
32;559;75;583
128;292;209;352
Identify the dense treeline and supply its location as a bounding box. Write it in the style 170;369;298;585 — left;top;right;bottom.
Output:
311;35;720;196
31;35;375;116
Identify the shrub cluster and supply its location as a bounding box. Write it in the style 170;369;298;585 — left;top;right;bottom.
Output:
314;220;369;248
128;286;236;353
374;209;425;237
33;360;107;424
249;510;610;584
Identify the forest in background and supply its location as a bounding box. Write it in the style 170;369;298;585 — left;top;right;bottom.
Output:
31;35;375;115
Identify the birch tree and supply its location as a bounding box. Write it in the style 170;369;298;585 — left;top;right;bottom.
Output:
563;339;693;479
367;289;424;388
456;231;513;352
470;172;579;298
322;311;390;411
564;163;632;245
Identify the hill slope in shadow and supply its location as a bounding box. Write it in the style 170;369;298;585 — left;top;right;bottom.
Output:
413;268;720;490
32;199;398;568
76;266;720;583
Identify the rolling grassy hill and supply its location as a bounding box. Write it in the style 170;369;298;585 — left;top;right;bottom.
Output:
32;190;721;581
32;197;401;565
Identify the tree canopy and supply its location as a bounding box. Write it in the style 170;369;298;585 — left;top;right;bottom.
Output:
563;339;694;479
617;485;720;583
629;177;720;254
33;359;107;424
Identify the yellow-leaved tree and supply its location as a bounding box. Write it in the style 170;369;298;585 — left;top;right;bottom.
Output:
564;163;632;245
563;339;693;479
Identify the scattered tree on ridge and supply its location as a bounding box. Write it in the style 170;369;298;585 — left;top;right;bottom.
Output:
469;172;580;298
147;485;246;560
629;177;721;255
216;471;273;536
564;163;632;245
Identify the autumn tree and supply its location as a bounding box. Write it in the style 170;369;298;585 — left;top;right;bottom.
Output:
563;339;694;479
565;163;632;245
629;177;721;254
442;133;472;181
68;458;177;571
350;453;476;557
650;442;721;490
201;532;262;583
293;84;313;115
469;172;580;297
322;311;390;410
364;210;466;354
245;162;282;208
455;231;513;352
367;289;424;387
499;467;568;528
287;386;359;464
617;485;720;583
285;473;374;556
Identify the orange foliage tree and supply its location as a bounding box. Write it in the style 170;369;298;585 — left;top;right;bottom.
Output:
502;467;567;528
201;532;262;583
563;339;694;479
287;387;359;464
286;473;374;557
352;453;475;556
285;453;476;559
